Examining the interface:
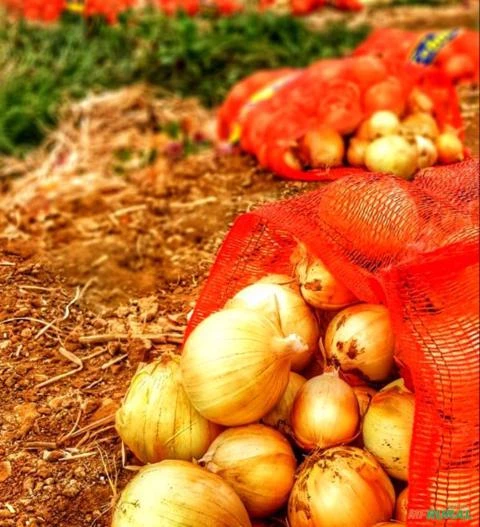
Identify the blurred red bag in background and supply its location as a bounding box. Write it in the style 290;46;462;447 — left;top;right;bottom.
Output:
218;56;462;181
354;28;480;85
186;158;480;525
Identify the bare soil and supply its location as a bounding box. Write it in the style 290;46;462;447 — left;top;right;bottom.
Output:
0;17;479;527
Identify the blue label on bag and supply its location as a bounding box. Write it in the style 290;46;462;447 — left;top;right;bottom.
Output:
410;29;461;65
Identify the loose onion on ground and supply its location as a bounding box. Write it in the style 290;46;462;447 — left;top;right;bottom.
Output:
115;356;222;464
291;371;359;450
365;135;418;180
226;281;319;371
112;460;251;527
324;304;395;382
292;243;357;310
181;308;308;426
288;446;395;527
363;379;415;481
262;371;306;432
199;424;297;518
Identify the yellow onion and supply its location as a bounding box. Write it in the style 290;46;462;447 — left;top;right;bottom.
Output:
288;446;395;527
291;371;359;450
226;282;319;371
363;379;415;481
407;88;434;114
199;424;296;518
401;113;439;139
292;243;357;310
181;308;308;426
112;460;251;527
353;384;377;417
262;371;306;432
347;138;369;167
324;304;395;382
415;135;438;169
436;133;464;164
296;127;345;168
115;356;222;464
368;111;400;138
395;487;408;521
365;135;418;180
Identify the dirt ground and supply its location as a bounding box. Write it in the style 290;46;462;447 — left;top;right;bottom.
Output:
0;10;479;527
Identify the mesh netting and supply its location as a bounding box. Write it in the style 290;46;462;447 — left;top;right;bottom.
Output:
186;158;480;524
218;56;462;182
354;28;480;85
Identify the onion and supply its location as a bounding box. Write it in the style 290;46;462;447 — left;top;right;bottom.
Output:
350;56;388;91
444;53;475;82
199;424;296;518
262;371;306;432
226;282;319;371
395;487;408;521
288;446;395;527
258;273;299;292
115;356;221;464
291;371;359;450
407;88;434;114
353;384;377;417
181;308;308;426
401;113;439;140
436;133;464;164
365;135;418;180
347;138;369;167
324;304;395;382
296;127;345;168
112;460;251;527
415;135;438;169
369;111;400;138
364;77;406;116
292;243;357;310
363;379;415;481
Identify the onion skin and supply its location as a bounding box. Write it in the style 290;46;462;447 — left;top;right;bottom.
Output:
262;372;306;432
395;487;408;521
199;424;297;518
324;304;395;383
291;372;359;450
353;384;377;417
258;273;300;293
226;282;319;372
115;356;222;464
112;460;251;527
288;446;395;527
181;308;307;426
365;135;418;180
363;379;415;481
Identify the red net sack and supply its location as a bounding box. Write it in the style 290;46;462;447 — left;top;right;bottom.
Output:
153;0;243;16
186;158;479;524
218;56;462;182
354;28;480;85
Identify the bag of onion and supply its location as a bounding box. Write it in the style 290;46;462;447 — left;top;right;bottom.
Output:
218;55;464;182
180;159;478;525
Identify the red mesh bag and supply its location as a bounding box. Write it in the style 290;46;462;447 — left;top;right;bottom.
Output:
354;28;480;85
186;158;480;524
218;56;462;182
154;0;243;16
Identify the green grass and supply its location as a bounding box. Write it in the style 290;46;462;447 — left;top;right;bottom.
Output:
0;10;369;156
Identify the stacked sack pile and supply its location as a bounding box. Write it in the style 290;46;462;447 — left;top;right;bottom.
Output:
218;55;465;181
112;158;479;527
